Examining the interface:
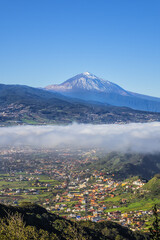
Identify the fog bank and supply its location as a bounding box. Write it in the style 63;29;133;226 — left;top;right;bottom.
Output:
0;122;160;153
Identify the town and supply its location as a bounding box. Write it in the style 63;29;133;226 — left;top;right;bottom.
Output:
0;146;158;232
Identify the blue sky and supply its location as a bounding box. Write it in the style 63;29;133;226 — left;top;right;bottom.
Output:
0;0;160;97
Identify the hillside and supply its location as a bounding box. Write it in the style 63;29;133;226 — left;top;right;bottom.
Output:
0;203;149;240
81;152;160;180
1;83;160;126
143;174;160;194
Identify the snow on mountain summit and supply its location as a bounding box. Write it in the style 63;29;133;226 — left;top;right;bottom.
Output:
83;71;91;76
44;72;160;112
45;72;129;95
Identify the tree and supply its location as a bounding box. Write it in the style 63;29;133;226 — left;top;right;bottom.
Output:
0;213;57;240
150;204;160;240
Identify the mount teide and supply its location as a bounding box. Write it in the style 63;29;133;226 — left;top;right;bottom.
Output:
45;72;160;112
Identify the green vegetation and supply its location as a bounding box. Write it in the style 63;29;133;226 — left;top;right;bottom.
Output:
22;119;39;125
82;152;160;180
0;213;53;240
143;175;160;194
103;175;160;213
149;205;160;240
0;203;150;240
105;198;160;213
0;173;62;205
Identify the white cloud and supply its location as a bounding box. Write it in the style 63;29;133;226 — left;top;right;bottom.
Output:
0;122;160;153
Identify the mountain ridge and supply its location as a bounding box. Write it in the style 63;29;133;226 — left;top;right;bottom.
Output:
1;81;160;126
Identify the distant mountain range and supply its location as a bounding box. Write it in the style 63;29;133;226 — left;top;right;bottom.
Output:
0;73;160;126
45;72;160;112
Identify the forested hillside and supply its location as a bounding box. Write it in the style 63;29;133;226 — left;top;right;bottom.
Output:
0;203;150;240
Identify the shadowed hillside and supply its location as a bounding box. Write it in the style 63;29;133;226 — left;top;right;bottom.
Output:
0;203;150;240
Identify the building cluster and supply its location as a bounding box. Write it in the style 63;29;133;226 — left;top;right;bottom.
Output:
0;146;156;231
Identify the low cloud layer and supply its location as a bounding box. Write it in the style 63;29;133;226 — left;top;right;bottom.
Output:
0;122;160;153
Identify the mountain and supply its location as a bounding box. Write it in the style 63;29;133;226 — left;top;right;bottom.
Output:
1;83;160;126
45;72;128;94
45;72;160;112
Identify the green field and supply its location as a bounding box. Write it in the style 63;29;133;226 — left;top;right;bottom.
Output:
0;173;61;204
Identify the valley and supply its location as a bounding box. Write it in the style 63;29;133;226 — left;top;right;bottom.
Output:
0;146;159;233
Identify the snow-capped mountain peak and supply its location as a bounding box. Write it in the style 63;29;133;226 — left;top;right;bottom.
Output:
82;72;97;79
44;73;160;112
83;71;91;76
45;72;128;95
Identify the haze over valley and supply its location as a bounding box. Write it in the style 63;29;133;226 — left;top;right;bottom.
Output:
0;122;160;154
